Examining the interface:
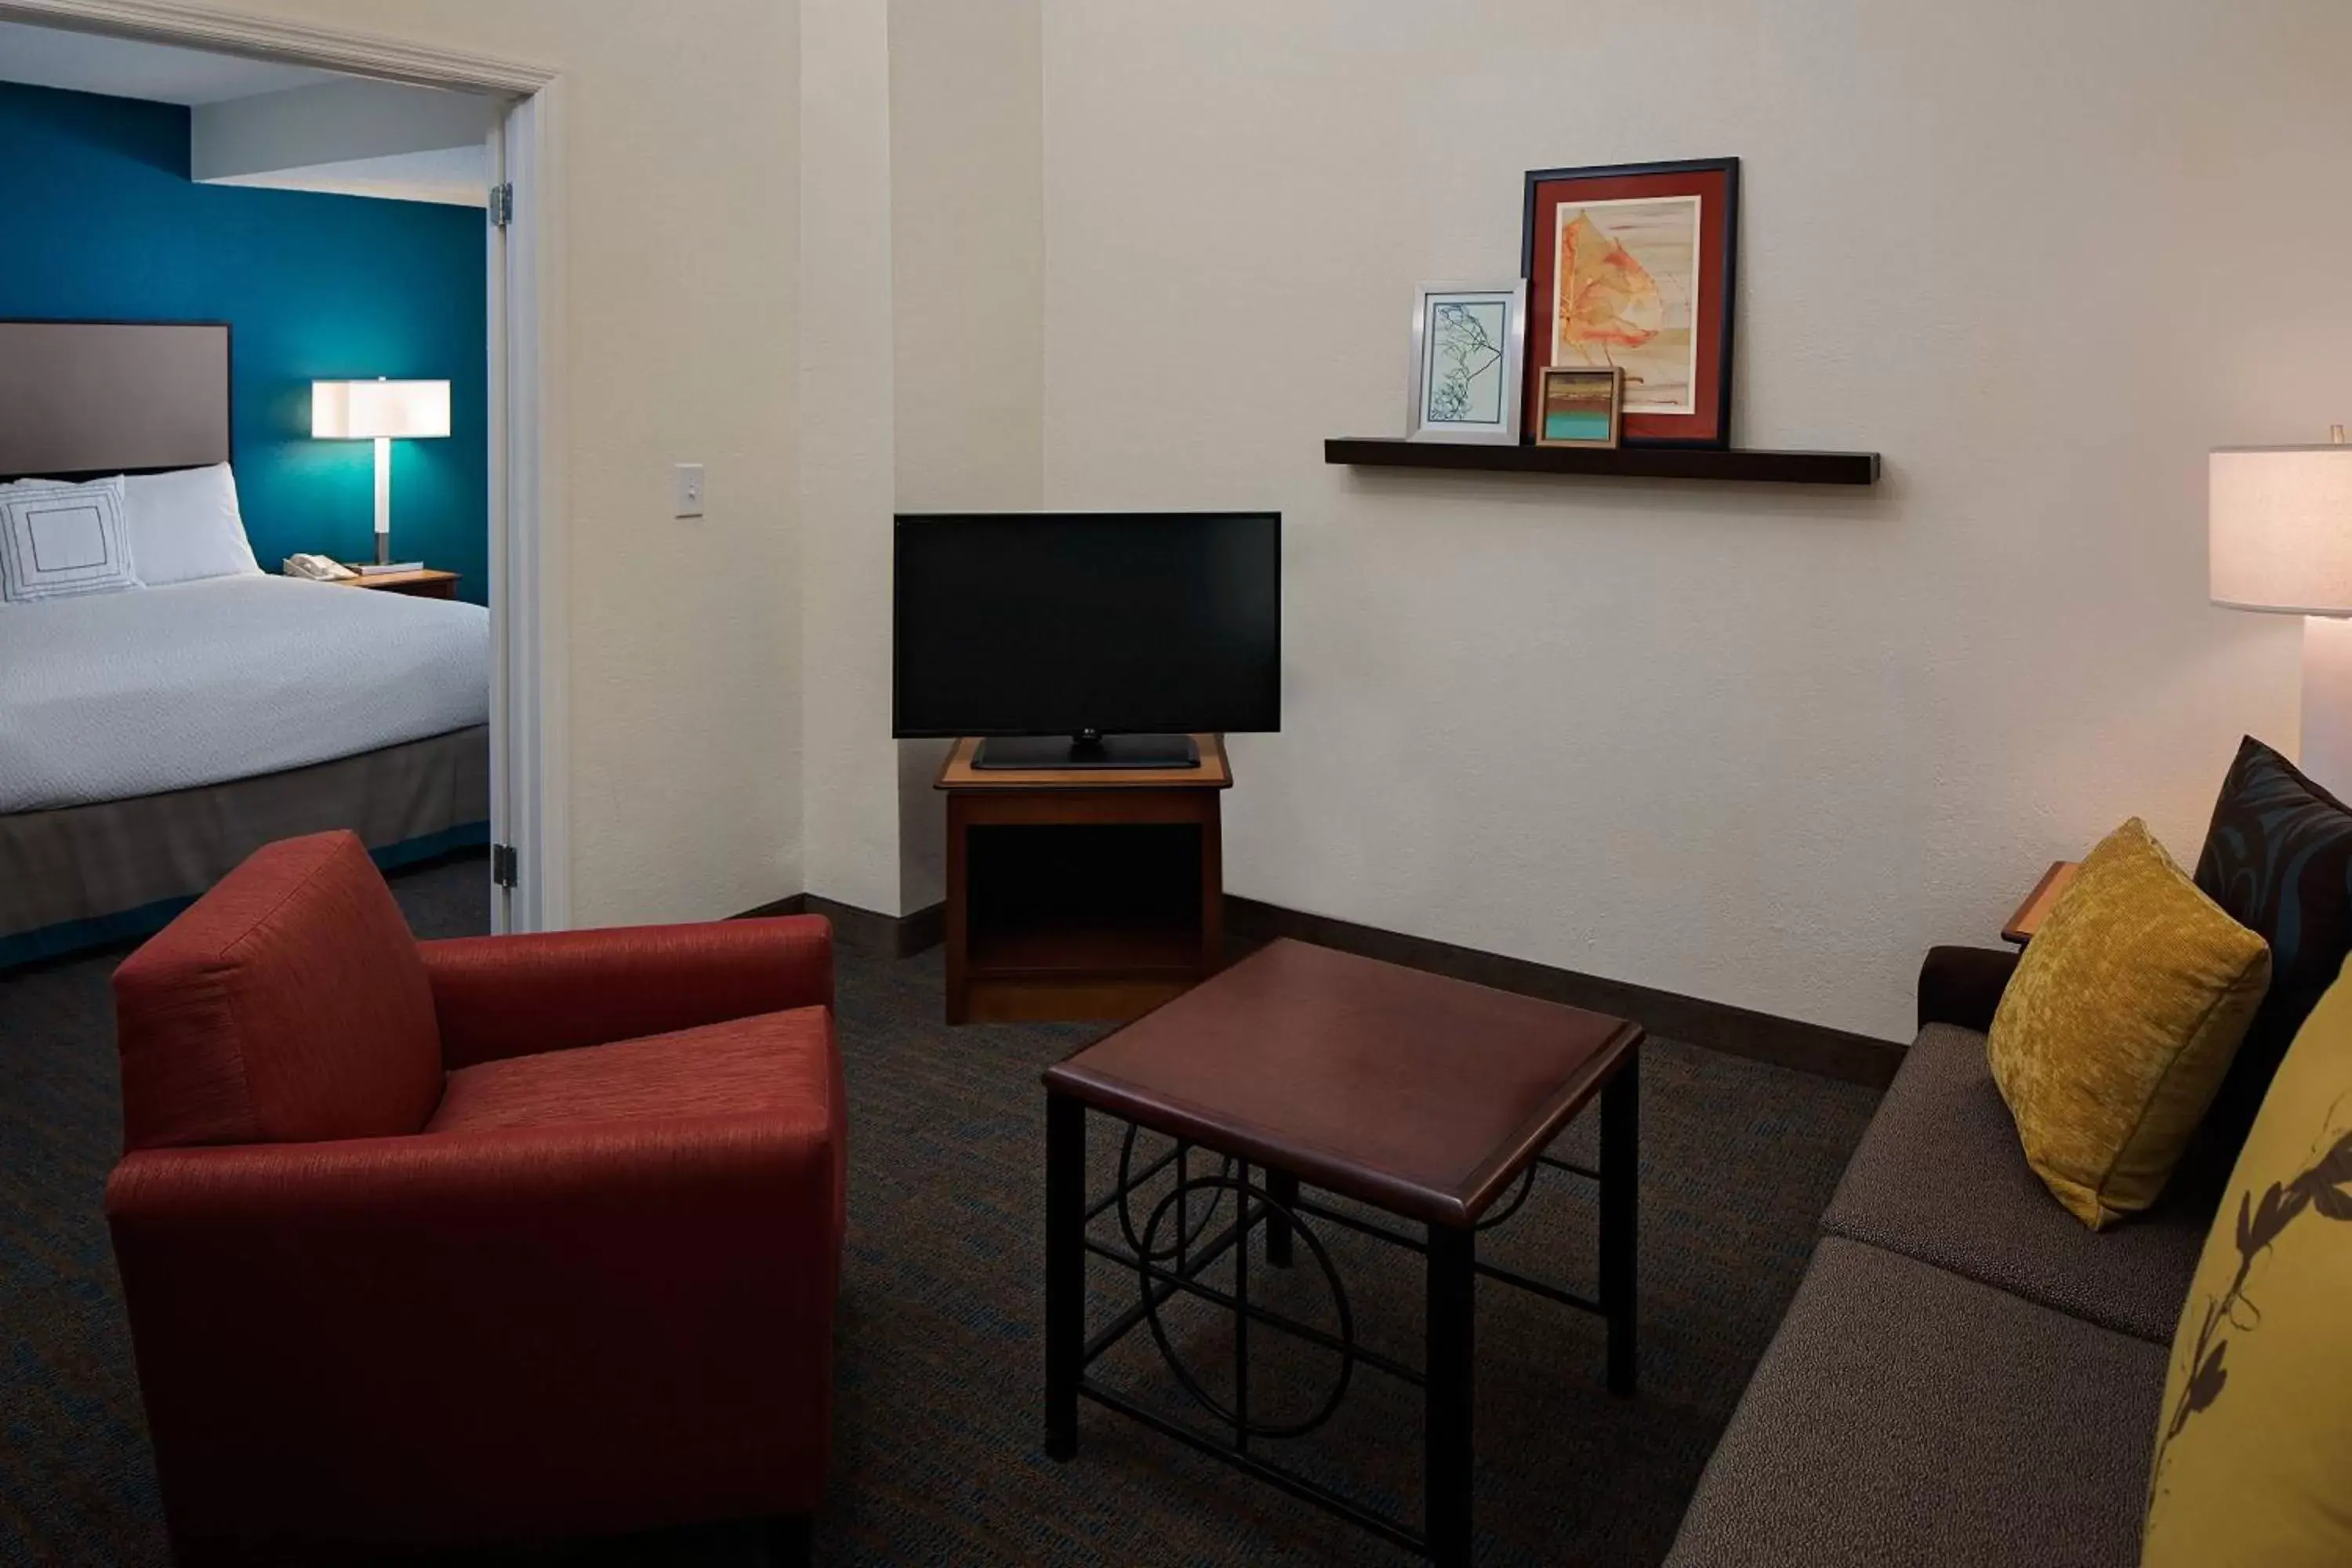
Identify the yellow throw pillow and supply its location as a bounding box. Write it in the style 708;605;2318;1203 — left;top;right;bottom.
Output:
2143;959;2352;1566
1987;818;2270;1229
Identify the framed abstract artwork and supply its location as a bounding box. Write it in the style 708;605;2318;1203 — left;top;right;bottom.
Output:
1522;158;1738;448
1535;366;1621;448
1406;281;1527;445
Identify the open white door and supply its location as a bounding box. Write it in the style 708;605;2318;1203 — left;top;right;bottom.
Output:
485;113;513;934
489;85;570;934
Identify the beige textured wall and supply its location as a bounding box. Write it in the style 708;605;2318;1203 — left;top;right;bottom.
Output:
1041;0;2352;1039
888;0;1043;912
206;0;804;927
799;0;904;916
889;0;1042;517
797;0;1044;918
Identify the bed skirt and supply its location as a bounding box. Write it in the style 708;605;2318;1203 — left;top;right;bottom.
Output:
0;725;489;968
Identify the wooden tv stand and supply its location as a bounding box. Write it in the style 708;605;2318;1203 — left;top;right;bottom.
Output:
935;735;1230;1025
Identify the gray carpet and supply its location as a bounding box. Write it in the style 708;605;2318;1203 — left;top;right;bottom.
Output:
0;852;1879;1565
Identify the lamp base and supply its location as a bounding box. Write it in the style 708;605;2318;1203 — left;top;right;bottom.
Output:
2302;615;2352;795
373;434;393;568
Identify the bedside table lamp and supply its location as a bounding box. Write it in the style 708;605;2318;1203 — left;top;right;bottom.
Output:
2211;432;2352;789
311;378;451;565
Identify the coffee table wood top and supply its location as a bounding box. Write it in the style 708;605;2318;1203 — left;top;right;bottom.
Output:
1043;939;1642;1227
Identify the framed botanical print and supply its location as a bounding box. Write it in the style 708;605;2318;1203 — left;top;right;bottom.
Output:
1406;281;1527;445
1535;366;1621;448
1522;158;1738;448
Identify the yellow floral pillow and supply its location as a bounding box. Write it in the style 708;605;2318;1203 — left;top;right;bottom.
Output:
1987;818;2270;1229
2143;959;2352;1565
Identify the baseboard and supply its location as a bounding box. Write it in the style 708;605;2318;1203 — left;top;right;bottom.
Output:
732;892;946;960
732;884;1899;1087
1223;896;1902;1089
732;894;808;920
888;898;947;957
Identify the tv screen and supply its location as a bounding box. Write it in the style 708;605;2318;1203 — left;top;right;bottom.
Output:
893;511;1280;739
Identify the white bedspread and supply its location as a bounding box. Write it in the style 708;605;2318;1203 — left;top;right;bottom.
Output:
0;575;488;812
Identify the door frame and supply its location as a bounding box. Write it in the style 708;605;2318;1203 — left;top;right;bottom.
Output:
0;0;572;931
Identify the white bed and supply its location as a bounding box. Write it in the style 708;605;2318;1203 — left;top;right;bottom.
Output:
0;320;492;966
0;574;488;813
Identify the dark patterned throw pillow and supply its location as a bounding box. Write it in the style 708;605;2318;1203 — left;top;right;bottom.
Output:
2193;735;2352;1149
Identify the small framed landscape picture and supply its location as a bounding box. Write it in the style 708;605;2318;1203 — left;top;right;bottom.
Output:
1535;366;1621;448
1406;281;1526;444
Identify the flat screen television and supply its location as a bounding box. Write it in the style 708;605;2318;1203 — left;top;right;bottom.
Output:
893;511;1280;769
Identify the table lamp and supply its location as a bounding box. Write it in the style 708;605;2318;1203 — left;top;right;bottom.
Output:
2210;430;2352;789
311;378;451;564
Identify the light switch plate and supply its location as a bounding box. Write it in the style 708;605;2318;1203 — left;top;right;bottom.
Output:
673;463;706;518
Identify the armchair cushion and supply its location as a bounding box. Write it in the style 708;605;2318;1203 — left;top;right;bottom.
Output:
430;1008;836;1136
112;829;441;1149
430;1004;848;1257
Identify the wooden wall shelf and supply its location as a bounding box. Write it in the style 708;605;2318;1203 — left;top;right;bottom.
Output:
1325;437;1880;486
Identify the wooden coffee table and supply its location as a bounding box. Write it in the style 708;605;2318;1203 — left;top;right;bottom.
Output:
1041;938;1644;1565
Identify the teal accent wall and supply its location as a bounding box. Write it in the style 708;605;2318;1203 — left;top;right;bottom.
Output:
0;82;488;604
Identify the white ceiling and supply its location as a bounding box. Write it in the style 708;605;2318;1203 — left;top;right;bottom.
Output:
206;146;488;209
0;20;343;104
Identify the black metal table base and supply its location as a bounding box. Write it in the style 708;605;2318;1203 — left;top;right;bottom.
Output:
1043;1054;1640;1566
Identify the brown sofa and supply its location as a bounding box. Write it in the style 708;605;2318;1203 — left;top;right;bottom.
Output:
1666;946;2213;1566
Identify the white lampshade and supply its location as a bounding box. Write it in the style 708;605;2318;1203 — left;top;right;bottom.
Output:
310;379;451;441
2210;445;2352;615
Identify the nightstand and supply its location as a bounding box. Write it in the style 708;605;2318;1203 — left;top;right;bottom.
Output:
333;568;460;601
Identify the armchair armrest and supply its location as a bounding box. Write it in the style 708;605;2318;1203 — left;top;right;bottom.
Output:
105;1105;843;1541
420;914;832;1068
1918;945;2020;1034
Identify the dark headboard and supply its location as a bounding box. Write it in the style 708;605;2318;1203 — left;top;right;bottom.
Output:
0;320;232;481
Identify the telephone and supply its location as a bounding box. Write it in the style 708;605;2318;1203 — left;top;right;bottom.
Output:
284;554;358;582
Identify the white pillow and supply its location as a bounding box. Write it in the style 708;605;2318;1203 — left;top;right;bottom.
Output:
124;463;260;586
0;478;137;602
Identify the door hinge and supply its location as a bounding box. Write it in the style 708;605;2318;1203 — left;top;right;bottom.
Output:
492;844;518;888
488;182;513;227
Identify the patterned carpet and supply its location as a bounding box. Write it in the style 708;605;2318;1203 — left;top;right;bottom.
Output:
0;853;1879;1565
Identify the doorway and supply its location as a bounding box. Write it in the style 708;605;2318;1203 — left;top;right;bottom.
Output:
0;0;564;937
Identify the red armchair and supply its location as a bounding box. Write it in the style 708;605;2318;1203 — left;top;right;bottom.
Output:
104;830;844;1565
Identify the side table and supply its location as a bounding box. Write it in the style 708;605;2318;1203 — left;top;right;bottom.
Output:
338;567;461;600
292;566;463;600
2002;860;2081;946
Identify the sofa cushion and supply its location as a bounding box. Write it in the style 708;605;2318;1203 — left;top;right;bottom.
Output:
112;829;442;1149
2143;961;2352;1568
430;1007;837;1136
2192;734;2352;1149
1987;817;2270;1229
1664;1236;2167;1568
1820;1023;2213;1344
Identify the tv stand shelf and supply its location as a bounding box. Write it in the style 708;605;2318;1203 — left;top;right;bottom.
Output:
967;921;1203;980
937;734;1230;1024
